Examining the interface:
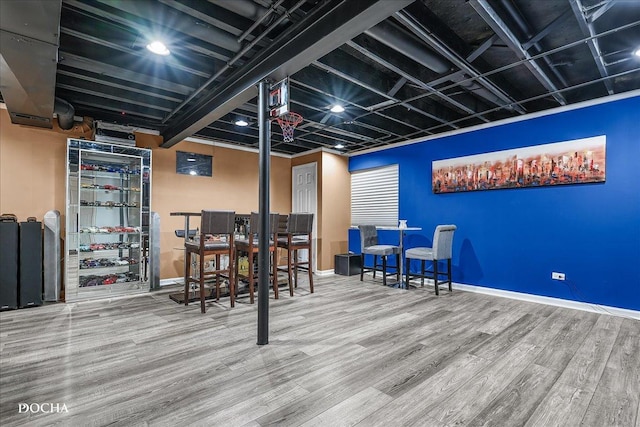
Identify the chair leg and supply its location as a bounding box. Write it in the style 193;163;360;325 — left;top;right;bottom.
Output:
200;254;206;313
373;255;377;279
420;260;425;287
448;258;452;292
395;253;400;281
248;250;255;304
307;245;314;293
184;251;191;306
229;249;235;308
294;249;299;288
360;254;365;281
287;247;294;296
272;249;279;299
382;256;387;286
213;254;220;301
234;249;240;300
434;260;439;296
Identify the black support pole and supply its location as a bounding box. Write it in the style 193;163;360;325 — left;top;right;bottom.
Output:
257;80;270;345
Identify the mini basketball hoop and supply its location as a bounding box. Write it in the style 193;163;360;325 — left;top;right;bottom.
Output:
276;112;303;143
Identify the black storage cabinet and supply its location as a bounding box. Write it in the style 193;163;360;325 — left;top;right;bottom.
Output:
0;220;19;309
334;253;361;276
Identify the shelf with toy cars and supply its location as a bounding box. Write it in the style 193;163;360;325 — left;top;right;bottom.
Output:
65;139;151;301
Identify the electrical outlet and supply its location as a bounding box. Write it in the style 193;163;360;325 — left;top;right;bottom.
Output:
552;272;566;281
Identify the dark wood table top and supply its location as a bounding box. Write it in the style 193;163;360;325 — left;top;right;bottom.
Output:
170;211;250;218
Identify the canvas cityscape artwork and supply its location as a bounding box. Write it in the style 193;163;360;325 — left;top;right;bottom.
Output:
432;135;606;193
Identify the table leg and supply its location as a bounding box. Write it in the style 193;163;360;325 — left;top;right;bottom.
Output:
183;215;191;303
385;229;406;289
399;229;405;288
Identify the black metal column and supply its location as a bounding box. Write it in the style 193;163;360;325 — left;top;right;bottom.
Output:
257;80;271;345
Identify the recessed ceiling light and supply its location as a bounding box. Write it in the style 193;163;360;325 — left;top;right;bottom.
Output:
235;119;249;126
335;143;345;149
330;105;345;113
146;41;170;56
187;158;196;162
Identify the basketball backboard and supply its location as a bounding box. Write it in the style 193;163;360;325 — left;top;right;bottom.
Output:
268;77;289;118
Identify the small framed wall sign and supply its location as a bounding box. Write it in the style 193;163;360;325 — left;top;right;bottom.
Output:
432;135;606;193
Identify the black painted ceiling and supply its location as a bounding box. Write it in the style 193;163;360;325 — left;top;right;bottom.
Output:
32;0;640;154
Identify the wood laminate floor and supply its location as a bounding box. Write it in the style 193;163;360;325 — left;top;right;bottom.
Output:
1;275;638;426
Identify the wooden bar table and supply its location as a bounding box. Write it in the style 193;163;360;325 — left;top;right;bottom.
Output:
168;212;250;304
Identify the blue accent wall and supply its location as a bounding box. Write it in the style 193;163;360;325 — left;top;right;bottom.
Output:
349;96;640;311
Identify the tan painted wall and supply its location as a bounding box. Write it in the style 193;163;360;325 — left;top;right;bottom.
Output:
0;108;292;280
0;109;92;220
146;140;292;279
291;150;350;271
320;152;350;269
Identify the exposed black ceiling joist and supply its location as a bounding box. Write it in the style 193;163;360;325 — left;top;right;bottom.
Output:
468;0;567;106
160;0;413;148
3;0;638;156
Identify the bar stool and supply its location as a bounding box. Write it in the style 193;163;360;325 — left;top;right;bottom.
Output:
184;210;236;313
358;225;400;286
277;213;314;295
234;212;280;303
405;224;456;295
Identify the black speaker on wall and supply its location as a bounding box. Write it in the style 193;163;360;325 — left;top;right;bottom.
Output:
19;219;43;307
0;219;19;310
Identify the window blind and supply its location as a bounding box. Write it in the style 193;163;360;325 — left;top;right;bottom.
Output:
351;164;399;226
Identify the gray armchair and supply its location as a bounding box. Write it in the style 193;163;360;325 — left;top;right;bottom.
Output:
405;224;457;295
359;225;400;286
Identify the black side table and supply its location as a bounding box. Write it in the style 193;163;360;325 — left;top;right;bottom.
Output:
335;253;361;276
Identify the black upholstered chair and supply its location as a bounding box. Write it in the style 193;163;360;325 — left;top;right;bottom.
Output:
184;210;236;313
359;225;400;286
234;212;280;303
405;224;457;295
277;213;314;295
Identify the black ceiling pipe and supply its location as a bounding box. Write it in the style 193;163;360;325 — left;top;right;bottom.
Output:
366;19;513;109
498;0;568;87
54;97;75;130
365;21;451;74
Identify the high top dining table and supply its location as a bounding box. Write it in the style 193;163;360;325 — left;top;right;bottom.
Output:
353;224;421;289
377;225;421;289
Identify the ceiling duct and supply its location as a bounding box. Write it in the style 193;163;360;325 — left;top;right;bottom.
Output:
0;0;62;128
366;18;521;112
54;97;75;130
210;0;270;21
365;20;451;74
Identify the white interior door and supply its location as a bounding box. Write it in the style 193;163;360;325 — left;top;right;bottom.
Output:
292;162;317;272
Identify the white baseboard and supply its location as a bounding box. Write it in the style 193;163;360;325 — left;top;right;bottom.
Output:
315;269;334;276
451;282;640;320
161;273;638;320
160;277;183;287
